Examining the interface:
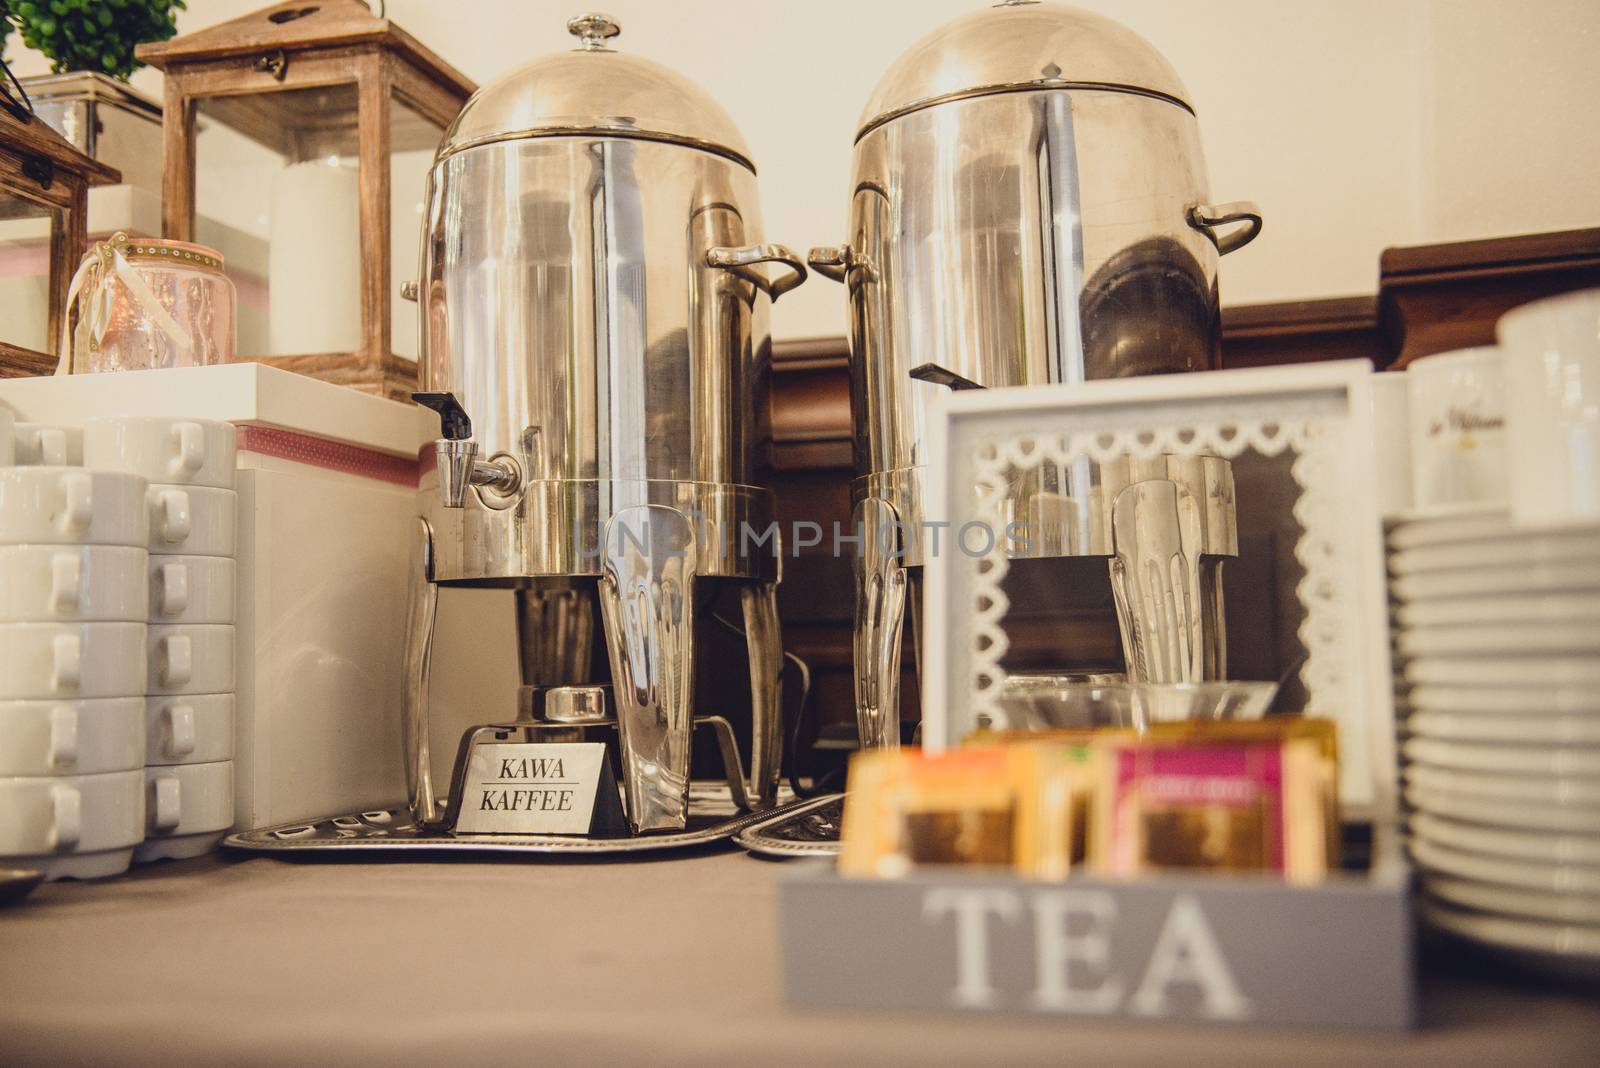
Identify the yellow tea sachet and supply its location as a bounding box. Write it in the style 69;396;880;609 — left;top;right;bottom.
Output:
839;748;1025;877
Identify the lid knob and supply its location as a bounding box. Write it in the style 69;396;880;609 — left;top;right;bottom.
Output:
567;12;621;51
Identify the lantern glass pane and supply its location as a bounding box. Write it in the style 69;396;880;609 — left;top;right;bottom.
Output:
0;192;58;354
390;94;444;363
194;83;361;358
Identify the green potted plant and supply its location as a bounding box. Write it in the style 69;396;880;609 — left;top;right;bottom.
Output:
1;0;185;192
3;0;184;80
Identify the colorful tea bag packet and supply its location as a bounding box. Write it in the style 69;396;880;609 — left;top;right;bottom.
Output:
838;744;1097;879
1088;719;1339;885
839;748;1022;878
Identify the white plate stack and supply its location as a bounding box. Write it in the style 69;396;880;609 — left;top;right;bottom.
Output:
83;417;238;863
1;410;151;880
1387;289;1600;979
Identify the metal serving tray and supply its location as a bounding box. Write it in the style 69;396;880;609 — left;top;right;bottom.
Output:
734;793;843;858
227;785;803;857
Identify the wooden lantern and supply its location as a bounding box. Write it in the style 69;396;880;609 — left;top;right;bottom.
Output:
136;0;475;400
0;98;120;378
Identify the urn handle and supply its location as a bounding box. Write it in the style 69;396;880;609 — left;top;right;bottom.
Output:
1187;201;1263;255
805;245;852;284
707;243;809;302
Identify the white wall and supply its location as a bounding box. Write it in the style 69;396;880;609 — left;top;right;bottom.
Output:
10;0;1598;341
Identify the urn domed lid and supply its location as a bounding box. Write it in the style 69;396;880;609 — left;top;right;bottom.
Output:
439;12;755;171
858;1;1193;141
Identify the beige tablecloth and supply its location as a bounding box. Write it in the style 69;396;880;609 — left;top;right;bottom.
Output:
1;851;1596;1066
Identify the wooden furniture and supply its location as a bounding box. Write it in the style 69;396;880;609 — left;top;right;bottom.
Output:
0;100;119;379
136;0;475;400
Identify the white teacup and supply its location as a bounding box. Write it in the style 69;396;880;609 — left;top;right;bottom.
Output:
1498;289;1600;529
83;416;237;490
0;696;145;776
0;621;147;700
1371;372;1413;518
0;769;145;857
0;406;13;466
146;693;235;766
148;554;236;625
148;623;235;696
0;468;149;547
1407;346;1508;511
146;484;237;557
0;544;150;622
12;423;83;467
137;760;233;864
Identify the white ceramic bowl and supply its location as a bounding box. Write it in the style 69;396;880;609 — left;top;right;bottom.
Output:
146;693;235;766
1405;764;1600;807
1397;622;1600;657
146;484;237;557
1409;812;1600;866
1424;876;1600;926
1405;784;1598;834
1405;656;1600;688
0;769;144;855
147;624;235;696
0;697;145;777
1408;684;1600;715
0;544;149;623
147;554;236;625
142;760;234;838
11;423;83;467
1391;561;1600;601
83;416;236;490
1404;736;1600;777
0;468;149;547
1409;838;1600;894
0;621;147;700
1388;533;1600;576
1407;710;1600;745
1395;593;1600;628
1387;505;1511;549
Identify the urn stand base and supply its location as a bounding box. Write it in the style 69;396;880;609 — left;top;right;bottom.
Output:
225;784;804;857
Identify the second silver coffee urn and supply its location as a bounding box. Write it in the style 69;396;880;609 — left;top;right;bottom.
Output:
809;1;1262;747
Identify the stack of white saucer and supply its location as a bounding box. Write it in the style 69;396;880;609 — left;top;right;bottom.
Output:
1;409;152;879
1386;289;1600;977
83;417;239;863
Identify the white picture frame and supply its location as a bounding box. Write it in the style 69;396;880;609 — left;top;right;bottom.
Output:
922;360;1396;819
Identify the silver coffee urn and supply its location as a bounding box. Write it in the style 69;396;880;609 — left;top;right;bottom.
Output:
808;1;1262;747
405;14;807;833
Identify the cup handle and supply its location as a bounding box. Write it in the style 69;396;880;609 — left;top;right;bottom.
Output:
48;703;79;769
38;428;68;466
164;702;196;759
152;775;182;833
159;634;193;688
157;489;192;545
51;633;82;693
50;784;82;850
158;562;190;616
170;422;206;479
49;551;82;613
60;472;94;534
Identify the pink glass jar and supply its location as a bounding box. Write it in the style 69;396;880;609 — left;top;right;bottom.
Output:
65;235;236;373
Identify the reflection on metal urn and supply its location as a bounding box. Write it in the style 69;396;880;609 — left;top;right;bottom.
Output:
811;2;1261;747
405;14;806;834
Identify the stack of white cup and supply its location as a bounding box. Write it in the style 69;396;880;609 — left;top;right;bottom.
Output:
1;413;153;879
82;417;238;863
